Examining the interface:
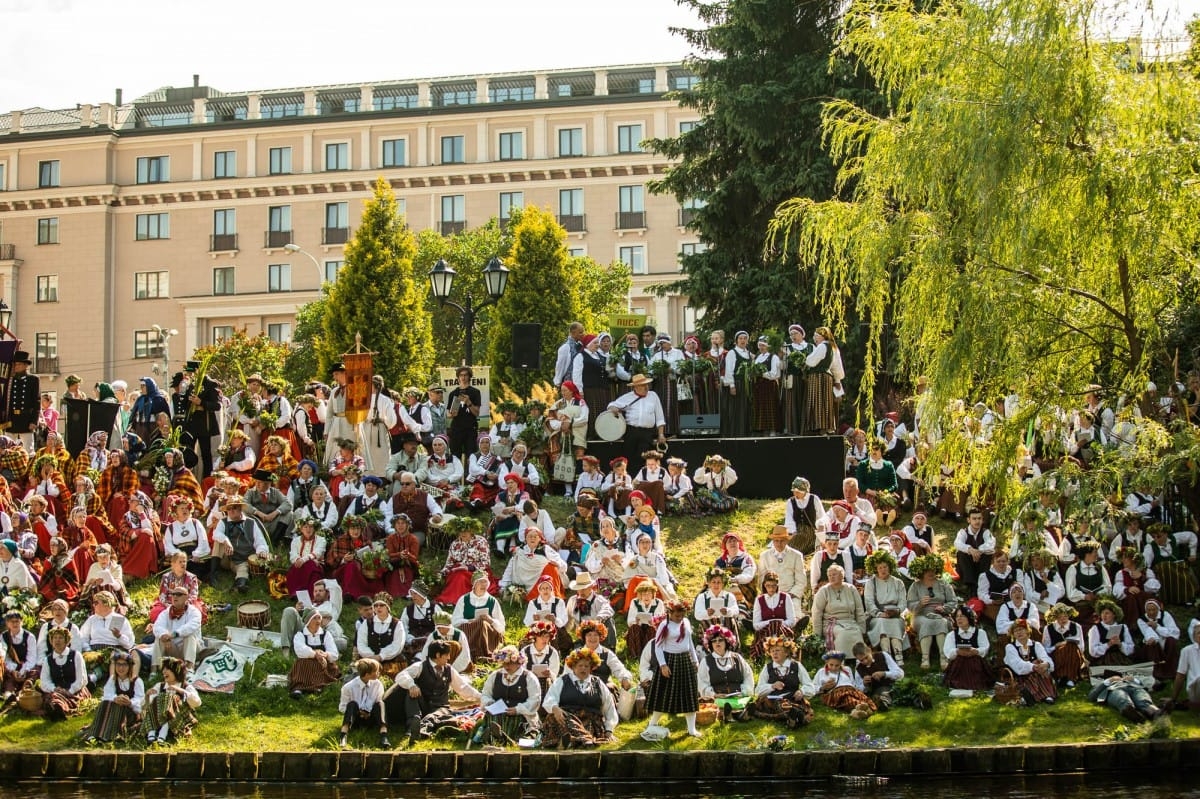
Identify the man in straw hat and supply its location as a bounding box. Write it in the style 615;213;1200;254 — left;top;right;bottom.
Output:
606;373;667;467
151;586;202;669
566;571;616;649
211;496;270;593
758;525;807;604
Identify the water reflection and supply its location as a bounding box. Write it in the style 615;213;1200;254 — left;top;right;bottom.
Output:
5;775;1199;799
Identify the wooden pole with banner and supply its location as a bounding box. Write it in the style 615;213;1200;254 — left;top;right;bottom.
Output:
342;333;375;428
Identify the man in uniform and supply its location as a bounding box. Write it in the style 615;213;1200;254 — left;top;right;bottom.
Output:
6;351;39;450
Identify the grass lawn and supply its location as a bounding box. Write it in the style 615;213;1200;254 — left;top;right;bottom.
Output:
1;495;1197;752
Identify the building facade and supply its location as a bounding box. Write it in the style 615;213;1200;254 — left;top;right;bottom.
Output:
0;63;704;390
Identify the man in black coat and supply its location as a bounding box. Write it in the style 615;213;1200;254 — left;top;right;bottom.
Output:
176;360;221;478
6;351;40;449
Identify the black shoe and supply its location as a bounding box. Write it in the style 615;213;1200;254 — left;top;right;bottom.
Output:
234;578;249;593
379;735;392;749
291;690;302;700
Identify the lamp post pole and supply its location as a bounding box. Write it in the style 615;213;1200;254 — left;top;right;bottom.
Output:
283;243;325;285
428;256;510;366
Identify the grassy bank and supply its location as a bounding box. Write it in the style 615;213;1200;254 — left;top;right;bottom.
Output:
1;496;1197;752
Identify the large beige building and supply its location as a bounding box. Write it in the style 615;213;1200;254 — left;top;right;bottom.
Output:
0;63;704;390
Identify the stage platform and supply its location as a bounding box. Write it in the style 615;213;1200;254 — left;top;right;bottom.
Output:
587;434;844;500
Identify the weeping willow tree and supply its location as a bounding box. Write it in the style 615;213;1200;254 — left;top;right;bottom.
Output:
769;0;1200;504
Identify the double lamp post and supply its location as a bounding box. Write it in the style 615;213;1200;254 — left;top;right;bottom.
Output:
428;256;509;366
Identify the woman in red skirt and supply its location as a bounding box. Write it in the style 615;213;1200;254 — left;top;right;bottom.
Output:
942;605;993;690
110;493;160;581
1003;619;1057;705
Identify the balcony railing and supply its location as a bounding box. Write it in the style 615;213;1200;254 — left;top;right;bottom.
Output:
264;230;293;248
35;357;60;375
616;211;646;230
0;244;14;259
439;221;466;236
557;214;586;232
322;227;350;245
210;233;238;252
679;208;699;227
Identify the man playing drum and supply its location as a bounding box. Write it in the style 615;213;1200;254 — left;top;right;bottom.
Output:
605;375;667;467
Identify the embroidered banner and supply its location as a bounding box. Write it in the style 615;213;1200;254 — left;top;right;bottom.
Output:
343;352;374;427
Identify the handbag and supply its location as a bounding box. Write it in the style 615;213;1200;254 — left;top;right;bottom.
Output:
553;452;576;483
616;686;637;721
992;668;1021;705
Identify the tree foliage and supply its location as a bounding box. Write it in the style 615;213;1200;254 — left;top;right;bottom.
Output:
569;255;633;337
485;206;577;396
413;223;508;369
770;0;1200;500
319;177;434;388
281;290;330;389
646;0;876;335
191;331;292;393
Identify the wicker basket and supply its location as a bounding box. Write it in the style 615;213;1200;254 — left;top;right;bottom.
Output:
696;702;719;726
17;681;43;714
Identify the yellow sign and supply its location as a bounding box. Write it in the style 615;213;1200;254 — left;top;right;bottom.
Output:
609;313;648;342
344;353;373;426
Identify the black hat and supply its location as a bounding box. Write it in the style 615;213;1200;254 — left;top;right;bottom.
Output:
12;351;32;365
330;362;346;373
184;360;201;372
399;432;419;445
252;468;274;482
169;372;185;388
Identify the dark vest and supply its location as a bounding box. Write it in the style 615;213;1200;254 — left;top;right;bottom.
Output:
1047;623;1079;647
1074;565;1105;593
366;617;399;656
391;492;432;532
415;658;452;713
983;569;1016;600
855;657;896;688
224;520;257;561
558;674;604;712
491;672;530;708
789;498;817;532
705;653;744;695
47;650;78;688
3;630;31;664
818;550;840;583
954;628;981;648
581;352;608;389
405;604;435;639
766;660;801;693
963;527;987;549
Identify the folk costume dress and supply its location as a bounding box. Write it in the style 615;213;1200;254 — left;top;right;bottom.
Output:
1043;619;1089;683
751;657;815;727
81;671;144;742
645;617;700;716
942;625;993;690
803;341;838;434
1003;638;1057;703
478;665;542;744
721;345;752;437
750;349;781;434
452;590;506;662
541;669;619;747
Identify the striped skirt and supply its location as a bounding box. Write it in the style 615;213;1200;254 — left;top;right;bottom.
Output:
1014;670;1057;703
624;623;656;660
541;707;611;748
750;621;794;660
782;377;806;435
476;711;535;746
804;373;837;434
1048;641;1088;682
645;650;699;715
751;377;780;433
822;685;875;713
723;387;750;437
695;489;738;514
583;387;613;440
45;686;91;719
1154;561;1198;606
943;654;994;691
140;689;198;739
81;699;139;742
1143;638;1180;682
462;618;505;662
1093;647;1133;667
749;695;813;727
288;656;342;692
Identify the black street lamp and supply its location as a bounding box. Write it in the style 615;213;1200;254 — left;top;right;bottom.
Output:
429;256;509;365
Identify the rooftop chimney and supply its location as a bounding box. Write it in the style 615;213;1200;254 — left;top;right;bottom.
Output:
115;88;123;105
193;74;200;88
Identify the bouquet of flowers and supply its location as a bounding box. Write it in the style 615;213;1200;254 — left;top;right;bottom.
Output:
677;356;714;379
874;490;899;510
647;359;674;381
741;359;767;392
357;543;391;578
609;339;646;375
258;410;279;430
238;392;261;421
786;350;809;376
151;465;171;497
2;589;42;631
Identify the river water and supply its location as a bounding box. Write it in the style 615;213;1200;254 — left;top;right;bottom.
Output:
4;775;1198;799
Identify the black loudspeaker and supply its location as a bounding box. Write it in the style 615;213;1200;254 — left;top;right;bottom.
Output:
512;323;543;370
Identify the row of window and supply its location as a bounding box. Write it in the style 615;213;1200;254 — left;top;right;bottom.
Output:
30;323;295;373
13;122;699;190
33;261;347;304
29;188;704;247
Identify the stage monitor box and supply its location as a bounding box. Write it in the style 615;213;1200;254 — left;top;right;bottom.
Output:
678;414;721;437
512;323;543;370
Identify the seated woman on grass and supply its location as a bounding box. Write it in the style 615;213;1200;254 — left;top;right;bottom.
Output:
40;626;90;721
141;656;201;744
1002;618;1057;705
749;636;814;728
81;649;143;744
541;648;619;749
697;625;754;720
942;605;993;691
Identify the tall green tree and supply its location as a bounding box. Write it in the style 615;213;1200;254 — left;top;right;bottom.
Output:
485;206;576;396
281;290;330;389
191;331;292;392
320;177;433;387
646;0;875;334
413;223;509;370
771;0;1200;497
570;255;633;336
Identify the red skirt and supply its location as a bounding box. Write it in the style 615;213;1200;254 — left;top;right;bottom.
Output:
1048;642;1088;682
384;564;417;599
336;561;389;601
624;623;655;660
822;685;875;713
1015;670;1057;703
436;568;497;606
751;377;780;433
468;482;500;506
120;531;160;581
286;559;326;599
